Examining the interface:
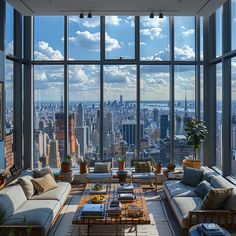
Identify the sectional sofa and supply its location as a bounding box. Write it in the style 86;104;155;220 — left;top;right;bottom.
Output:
0;170;71;236
163;166;236;235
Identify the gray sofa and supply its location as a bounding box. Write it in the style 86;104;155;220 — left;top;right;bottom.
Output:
163;166;236;235
0;171;71;236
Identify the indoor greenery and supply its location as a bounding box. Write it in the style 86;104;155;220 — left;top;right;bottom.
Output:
184;118;208;160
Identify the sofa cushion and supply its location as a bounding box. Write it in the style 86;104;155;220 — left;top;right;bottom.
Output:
201;188;233;210
94;162;111;173
30;182;71;206
0;184;27;222
33;166;54;178
170;197;202;228
200;166;218;182
18;175;36;199
194;180;213;199
88;172;112;181
4;200;61;234
209;175;236;210
31;174;58;194
135;161;152;173
182;167;203;187
132;172;156;179
163;180;198;201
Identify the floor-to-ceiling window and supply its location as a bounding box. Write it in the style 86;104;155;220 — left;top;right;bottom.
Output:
32;15;201;168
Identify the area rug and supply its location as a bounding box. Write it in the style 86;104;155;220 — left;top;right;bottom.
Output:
49;188;183;236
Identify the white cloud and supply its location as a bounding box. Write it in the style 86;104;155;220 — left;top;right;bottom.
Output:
106;16;121;25
105;33;121;51
175;45;195;60
34;41;64;60
5;41;13;55
182;29;194;37
68;16;100;28
141;28;163;40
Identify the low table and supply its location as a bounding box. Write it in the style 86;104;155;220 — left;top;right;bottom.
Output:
72;183;150;236
189;224;231;236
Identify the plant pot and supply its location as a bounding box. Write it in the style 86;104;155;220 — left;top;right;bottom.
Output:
80;162;88;174
156;164;162;174
61;162;71;173
118;161;125;170
182;159;202;169
117;170;128;184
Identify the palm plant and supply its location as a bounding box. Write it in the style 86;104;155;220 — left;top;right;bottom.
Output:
184;118;208;160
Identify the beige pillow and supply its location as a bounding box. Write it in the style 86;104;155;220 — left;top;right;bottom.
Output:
31;174;58;194
135;161;152;173
201;188;233;210
94;162;111;173
18;176;36;199
33;166;54;179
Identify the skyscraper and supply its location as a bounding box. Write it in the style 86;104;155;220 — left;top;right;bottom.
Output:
55;112;64;160
69;113;76;155
160;115;168;139
48;140;61;168
76;126;87;157
77;103;84;127
153;108;159;125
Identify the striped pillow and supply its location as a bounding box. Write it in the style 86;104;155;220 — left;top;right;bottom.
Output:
201;188;233;210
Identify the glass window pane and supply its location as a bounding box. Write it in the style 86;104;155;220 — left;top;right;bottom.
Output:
232;0;236;50
103;65;136;162
5;3;13;55
216;63;222;169
68;16;100;60
140;65;170;166
174;17;195;61
232;58;236;176
174;65;195;166
34;16;64;60
34;65;64;168
105;16;135;59
140;16;170;61
200;17;204;61
216;7;222;57
5;60;14;168
69;65;100;166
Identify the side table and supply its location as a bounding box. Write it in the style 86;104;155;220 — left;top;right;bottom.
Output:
189;224;231;236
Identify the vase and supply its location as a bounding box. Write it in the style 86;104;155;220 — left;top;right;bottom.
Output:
118;161;125;170
182;159;202;169
61;162;71;173
156;164;162;174
80;162;88;174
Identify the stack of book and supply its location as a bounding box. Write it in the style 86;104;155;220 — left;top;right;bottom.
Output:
197;223;226;236
117;183;134;193
80;204;105;218
107;200;122;216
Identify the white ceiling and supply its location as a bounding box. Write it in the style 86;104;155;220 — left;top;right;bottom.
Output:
6;0;227;16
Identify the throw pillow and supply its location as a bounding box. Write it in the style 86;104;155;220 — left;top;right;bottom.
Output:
201;188;233;210
181;167;203;187
135;161;152;173
18;175;36;199
31;174;58;194
33;166;54;179
210;175;232;188
94;162;111;173
194;180;213;199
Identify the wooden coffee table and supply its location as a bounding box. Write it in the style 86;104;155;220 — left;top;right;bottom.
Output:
72;183;150;236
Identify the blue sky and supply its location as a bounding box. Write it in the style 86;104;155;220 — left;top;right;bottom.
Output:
6;2;236;104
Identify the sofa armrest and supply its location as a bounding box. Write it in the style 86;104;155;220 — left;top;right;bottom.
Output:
189;210;236;230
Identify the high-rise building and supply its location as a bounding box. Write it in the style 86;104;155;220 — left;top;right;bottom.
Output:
160;115;168;139
5;133;13;170
69;113;76;155
119;94;123;107
55;112;64;160
76;126;87;157
48;140;61;168
122;121;144;145
153;108;159;125
77;103;84;127
104;112;114;134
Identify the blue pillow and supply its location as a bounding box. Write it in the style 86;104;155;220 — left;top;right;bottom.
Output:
181;167;203;187
195;180;213;199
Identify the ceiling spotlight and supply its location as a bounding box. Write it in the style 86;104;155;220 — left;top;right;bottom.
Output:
150;11;154;18
79;12;84;18
159;12;163;19
88;12;92;18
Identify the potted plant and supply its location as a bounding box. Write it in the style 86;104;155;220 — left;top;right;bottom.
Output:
151;158;162;173
183;118;208;169
118;156;125;170
61;155;72;173
79;158;88;174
